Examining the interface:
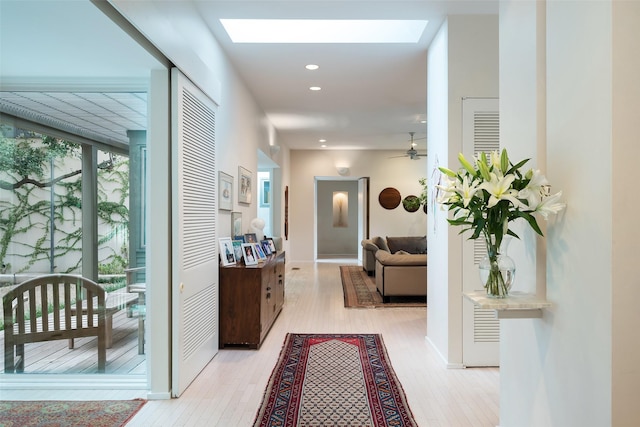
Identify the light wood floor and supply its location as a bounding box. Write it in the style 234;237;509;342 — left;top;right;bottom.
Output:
127;260;500;427
0;303;145;375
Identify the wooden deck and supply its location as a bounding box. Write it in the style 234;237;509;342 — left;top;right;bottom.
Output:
1;308;146;375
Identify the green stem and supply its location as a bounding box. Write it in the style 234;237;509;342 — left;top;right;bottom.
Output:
485;255;509;297
484;235;509;298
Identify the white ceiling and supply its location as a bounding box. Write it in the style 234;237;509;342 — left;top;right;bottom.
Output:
0;0;498;153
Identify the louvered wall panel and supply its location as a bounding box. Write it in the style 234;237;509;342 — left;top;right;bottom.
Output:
474;306;500;342
473;239;486;265
473;111;500;155
182;285;217;359
473;108;500;344
181;88;217;271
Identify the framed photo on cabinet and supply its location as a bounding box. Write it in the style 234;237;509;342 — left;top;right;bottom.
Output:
260;239;272;255
242;243;258;266
219;237;236;266
232;240;243;263
238;166;252;204
219;171;233;211
265;237;277;253
254;242;267;261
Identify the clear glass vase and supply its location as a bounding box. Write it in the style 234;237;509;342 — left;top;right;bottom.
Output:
479;235;516;298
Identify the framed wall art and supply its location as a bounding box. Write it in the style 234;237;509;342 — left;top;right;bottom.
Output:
260;178;270;207
238;166;252;204
231;211;242;237
219;171;233;211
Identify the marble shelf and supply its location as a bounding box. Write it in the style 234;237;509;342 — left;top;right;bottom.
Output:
463;290;552;319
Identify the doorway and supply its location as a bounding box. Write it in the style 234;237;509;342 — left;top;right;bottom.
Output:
314;177;369;261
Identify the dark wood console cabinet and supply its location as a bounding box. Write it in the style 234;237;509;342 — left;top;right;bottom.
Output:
219;251;285;349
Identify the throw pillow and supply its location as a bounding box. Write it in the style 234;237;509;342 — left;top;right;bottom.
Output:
373;236;390;252
386;236;427;254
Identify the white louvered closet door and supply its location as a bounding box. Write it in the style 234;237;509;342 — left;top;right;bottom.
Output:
171;69;219;396
461;97;500;367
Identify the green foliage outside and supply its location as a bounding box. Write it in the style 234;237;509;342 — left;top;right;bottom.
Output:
0;128;130;276
0;128;132;330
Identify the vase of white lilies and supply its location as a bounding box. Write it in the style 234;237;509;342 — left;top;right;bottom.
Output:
436;149;565;298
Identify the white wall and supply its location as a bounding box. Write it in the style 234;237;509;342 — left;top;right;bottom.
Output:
289;149;427;262
499;1;640;425
611;3;640;423
110;0;285;243
426;19;451;364
110;0;287;398
426;15;499;366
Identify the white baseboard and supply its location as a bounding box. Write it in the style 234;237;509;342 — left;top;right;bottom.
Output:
424;335;466;369
146;391;172;400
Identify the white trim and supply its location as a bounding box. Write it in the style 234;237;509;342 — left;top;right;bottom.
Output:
0;76;149;92
0;375;147;392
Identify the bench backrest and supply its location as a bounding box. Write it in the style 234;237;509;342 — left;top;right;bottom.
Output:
3;274;107;372
2;274;107;373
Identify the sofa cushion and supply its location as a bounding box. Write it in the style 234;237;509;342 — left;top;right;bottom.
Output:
386;236;427;254
375;249;427;266
372;236;390;252
361;239;378;251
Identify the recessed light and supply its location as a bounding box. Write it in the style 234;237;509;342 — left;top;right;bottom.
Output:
319;139;327;143
306;64;319;70
321;144;327;148
309;86;321;91
420;120;427;124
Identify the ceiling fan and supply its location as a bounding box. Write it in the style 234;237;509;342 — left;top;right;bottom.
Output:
390;132;427;160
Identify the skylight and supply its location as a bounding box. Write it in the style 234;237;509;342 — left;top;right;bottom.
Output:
220;19;428;43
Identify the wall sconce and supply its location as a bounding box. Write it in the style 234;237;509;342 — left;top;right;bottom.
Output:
336;166;350;176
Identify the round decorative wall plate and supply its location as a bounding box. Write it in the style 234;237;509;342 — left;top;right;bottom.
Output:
378;187;401;209
402;195;420;212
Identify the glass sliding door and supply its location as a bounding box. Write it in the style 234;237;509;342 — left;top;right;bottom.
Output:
0;124;146;375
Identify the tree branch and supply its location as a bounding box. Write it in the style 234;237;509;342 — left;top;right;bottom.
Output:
1;169;82;190
0;160;113;191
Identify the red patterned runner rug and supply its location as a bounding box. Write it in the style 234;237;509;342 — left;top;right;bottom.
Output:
253;333;418;427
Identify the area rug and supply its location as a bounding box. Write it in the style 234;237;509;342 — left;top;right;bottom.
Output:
0;399;146;427
340;266;426;308
253;333;418;427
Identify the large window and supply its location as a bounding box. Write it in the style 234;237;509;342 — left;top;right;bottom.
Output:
0;124;145;375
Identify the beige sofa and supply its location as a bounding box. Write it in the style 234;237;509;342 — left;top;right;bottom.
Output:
375;250;427;302
361;236;390;275
361;236;427;302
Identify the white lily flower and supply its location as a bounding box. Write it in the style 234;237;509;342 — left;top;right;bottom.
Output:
479;173;524;208
454;175;481;207
489;151;501;171
518;170;550;209
436;148;565;269
534;191;566;219
526;169;549;192
435;175;457;204
518;188;541;210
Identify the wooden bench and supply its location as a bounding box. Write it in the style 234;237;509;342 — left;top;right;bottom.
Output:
68;290;138;349
3;274;112;373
